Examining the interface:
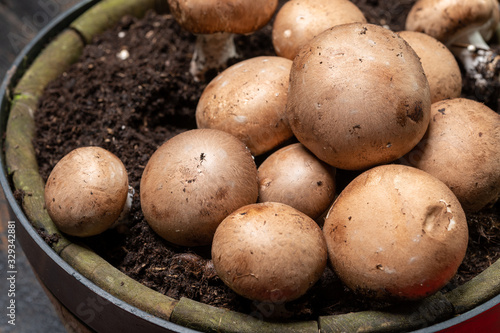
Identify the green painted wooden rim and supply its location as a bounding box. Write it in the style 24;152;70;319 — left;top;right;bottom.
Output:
3;0;500;332
5;0;178;325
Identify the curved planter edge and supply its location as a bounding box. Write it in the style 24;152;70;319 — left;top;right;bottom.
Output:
0;0;499;332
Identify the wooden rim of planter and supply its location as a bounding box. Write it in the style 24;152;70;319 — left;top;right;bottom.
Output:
1;0;499;332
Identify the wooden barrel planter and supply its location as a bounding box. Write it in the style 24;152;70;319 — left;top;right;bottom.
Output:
0;0;499;332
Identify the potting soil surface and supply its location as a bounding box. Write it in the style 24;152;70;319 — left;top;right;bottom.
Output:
32;0;500;321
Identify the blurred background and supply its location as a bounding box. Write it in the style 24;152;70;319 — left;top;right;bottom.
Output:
0;0;81;78
1;0;82;332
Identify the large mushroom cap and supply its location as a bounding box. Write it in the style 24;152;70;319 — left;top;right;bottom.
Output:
404;98;500;212
44;147;129;237
286;23;431;170
405;0;499;44
272;0;366;60
258;143;336;219
167;0;278;34
140;129;259;247
212;202;328;302
398;31;462;103
323;164;468;301
196;56;294;156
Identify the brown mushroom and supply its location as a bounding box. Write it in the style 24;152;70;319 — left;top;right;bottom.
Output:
212;202;328;302
44;147;129;237
398;31;462;103
140;129;259;247
272;0;366;60
323;164;468;301
167;0;278;80
257;143;336;219
402;98;500;212
196;56;294;156
286;23;431;170
405;0;500;88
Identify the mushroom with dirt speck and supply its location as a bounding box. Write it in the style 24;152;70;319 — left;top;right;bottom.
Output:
403;98;500;213
257;143;336;219
212;202;328;302
196;56;294;156
140;129;259;247
166;0;278;81
44;147;130;237
405;0;500;88
286;23;431;170
272;0;366;60
323;164;468;301
398;31;462;103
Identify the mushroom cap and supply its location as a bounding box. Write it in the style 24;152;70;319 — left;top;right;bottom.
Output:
196;56;294;156
272;0;366;60
286;23;431;170
482;1;500;41
140;129;259;247
212;202;328;302
258;143;336;219
167;0;278;34
405;0;499;44
398;31;462;103
323;164;468;301
403;98;500;212
44;147;129;237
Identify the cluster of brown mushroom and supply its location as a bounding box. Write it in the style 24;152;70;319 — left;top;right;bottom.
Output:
44;0;500;306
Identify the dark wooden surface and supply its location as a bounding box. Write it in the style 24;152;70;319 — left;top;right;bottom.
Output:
1;1;82;332
0;0;81;79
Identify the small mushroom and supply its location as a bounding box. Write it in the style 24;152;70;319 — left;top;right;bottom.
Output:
140;129;259;247
286;23;431;170
44;147;130;237
398;31;462;103
257;143;336;219
212;202;328;302
272;0;366;60
196;56;294;156
405;0;500;89
323;164;468;301
167;0;278;81
402;98;500;212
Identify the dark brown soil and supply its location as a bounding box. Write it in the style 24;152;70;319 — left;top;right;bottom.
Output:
33;0;500;322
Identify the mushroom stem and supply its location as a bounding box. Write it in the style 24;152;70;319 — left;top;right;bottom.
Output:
111;185;135;230
449;30;498;87
190;32;239;81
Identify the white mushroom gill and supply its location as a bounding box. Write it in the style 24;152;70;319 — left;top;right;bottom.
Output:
448;26;499;88
111;186;135;229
